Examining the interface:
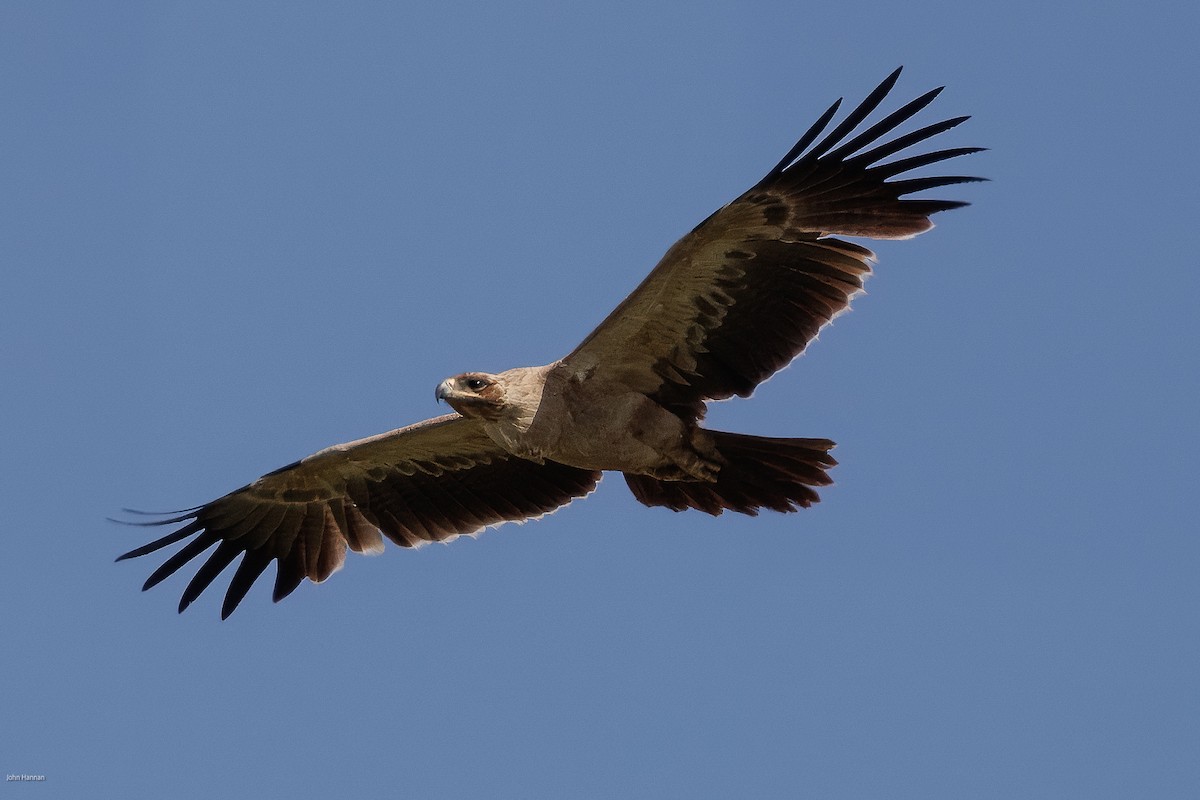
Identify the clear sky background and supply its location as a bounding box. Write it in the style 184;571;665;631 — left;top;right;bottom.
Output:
3;2;1197;798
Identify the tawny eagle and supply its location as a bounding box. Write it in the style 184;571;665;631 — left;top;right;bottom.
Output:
119;68;982;617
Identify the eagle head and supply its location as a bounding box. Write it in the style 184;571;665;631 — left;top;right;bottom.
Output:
435;372;506;420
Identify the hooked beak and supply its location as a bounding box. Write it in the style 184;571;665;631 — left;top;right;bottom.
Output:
435;379;454;403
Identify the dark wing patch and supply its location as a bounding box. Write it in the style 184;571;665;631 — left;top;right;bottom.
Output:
564;67;983;419
117;414;600;618
649;237;875;417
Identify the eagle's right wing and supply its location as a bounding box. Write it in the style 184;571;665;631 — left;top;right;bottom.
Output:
563;68;983;420
117;413;600;618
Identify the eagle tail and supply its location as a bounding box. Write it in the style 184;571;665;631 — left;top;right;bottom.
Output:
623;431;837;515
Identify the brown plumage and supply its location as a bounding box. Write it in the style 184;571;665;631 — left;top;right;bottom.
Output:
118;68;982;617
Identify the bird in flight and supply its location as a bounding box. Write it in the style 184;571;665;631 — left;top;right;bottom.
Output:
118;68;982;618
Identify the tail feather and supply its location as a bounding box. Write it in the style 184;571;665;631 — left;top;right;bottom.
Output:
624;431;836;516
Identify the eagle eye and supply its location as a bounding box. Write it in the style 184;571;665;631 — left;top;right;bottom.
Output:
464;377;489;391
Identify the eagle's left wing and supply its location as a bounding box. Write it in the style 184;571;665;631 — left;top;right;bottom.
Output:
563;68;983;419
117;413;600;618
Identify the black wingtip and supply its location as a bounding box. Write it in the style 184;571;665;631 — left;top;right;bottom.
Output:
118;542;168;563
119;506;202;516
792;67;909;171
766;97;843;178
109;507;204;527
765;70;917;181
115;519;204;562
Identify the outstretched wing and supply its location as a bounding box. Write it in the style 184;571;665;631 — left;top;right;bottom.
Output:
563;68;984;419
117;414;600;618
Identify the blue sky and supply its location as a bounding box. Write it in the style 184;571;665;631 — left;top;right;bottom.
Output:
3;2;1198;798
